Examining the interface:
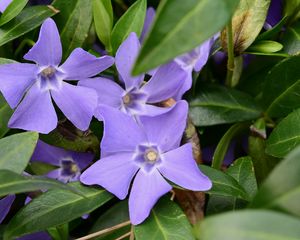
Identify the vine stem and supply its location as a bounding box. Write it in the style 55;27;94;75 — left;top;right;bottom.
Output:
115;232;131;240
225;20;235;87
75;220;131;240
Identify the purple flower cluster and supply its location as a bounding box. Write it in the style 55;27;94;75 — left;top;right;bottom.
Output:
0;15;213;225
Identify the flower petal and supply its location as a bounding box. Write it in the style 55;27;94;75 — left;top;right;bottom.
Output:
115;32;144;88
139;104;173;117
140;7;156;42
141;61;185;103
0;63;37;108
98;105;147;154
51;82;97;131
139;101;188;152
79;77;123;110
193;40;211;72
0;195;15;224
24;18;62;66
159;143;212;191
172;72;192;100
8;83;57;134
80;153;139;199
59;48;114;80
0;0;12;12
17;232;52;240
129;169;171;225
46;169;61;179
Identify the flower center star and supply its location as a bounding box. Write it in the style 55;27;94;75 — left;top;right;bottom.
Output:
145;149;158;162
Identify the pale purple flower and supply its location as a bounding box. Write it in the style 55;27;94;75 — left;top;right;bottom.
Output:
140;7;156;43
0;0;12;12
31;140;94;183
79;32;186;118
80;101;212;225
0;18;114;133
265;0;282;29
0;195;15;224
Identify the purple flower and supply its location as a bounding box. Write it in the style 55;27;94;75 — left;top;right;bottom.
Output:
0;18;114;133
0;0;12;12
0;195;15;224
80;101;212;224
140;7;156;43
265;0;282;29
79;32;186;118
31;140;94;183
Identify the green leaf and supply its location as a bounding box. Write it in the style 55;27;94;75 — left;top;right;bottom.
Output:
221;0;271;54
282;21;300;56
199;165;250;201
0;170;77;197
0;132;38;174
111;0;146;54
134;197;194;240
266;109;300;157
0;5;58;47
256;16;287;41
251;146;300;218
52;0;93;59
92;0;113;52
262;56;300;117
189;84;262;126
0;0;28;26
283;0;300;25
4;182;113;239
247;40;283;53
0;94;12;138
194;210;300;240
132;0;239;75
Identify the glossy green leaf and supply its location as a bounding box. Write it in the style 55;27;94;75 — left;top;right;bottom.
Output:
251;146;300;217
0;0;28;26
92;0;113;52
4;182;113;239
0;132;38;174
134;197;194;240
283;0;300;25
266;109;300;157
247;40;283;53
0;94;12;138
111;0;146;54
189;84;262;126
200;165;250;201
0;5;57;47
262;56;300;117
133;0;239;75
0;170;77;197
52;0;92;59
282;21;300;56
195;210;300;240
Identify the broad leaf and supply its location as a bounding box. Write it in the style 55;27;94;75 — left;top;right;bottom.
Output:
0;0;28;26
266;109;300;157
0;94;12;138
0;5;57;47
134;197;194;240
263;56;300;117
52;0;93;59
251;146;300;217
111;0;146;54
4;182;113;239
195;210;300;240
189;84;262;126
132;0;239;75
0;132;38;174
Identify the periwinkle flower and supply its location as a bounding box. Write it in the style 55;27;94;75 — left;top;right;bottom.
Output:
0;195;15;224
265;0;282;29
80;101;212;224
0;0;12;12
79;32;186;118
0;18;114;133
31;140;93;183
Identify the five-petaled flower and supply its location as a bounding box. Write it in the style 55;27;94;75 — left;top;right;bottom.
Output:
31;140;94;183
80;101;212;224
79;32;186;118
0;18;114;133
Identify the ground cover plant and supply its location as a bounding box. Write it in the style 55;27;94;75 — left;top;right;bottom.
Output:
0;0;300;239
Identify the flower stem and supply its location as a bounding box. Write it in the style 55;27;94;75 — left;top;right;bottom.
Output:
225;20;235;87
75;220;131;240
115;232;131;240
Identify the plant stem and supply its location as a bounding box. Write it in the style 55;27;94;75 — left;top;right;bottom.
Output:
225;20;235;87
115;232;131;240
75;220;131;240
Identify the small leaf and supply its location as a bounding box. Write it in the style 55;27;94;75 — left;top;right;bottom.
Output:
132;0;239;75
247;40;283;53
134;197;194;240
256;16;287;41
194;210;300;240
262;56;300;117
282;21;300;56
0;5;58;47
4;182;113;239
111;0;146;54
0;94;12;138
0;132;38;174
189;84;262;126
251;146;300;218
0;0;28;26
266;109;300;157
92;0;113;52
199;165;250;201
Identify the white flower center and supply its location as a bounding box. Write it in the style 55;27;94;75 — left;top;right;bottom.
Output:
145;150;158;162
41;66;56;78
122;93;131;105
